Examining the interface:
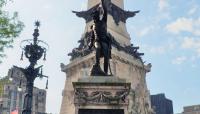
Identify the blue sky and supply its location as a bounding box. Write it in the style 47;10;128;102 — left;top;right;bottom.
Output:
0;0;200;113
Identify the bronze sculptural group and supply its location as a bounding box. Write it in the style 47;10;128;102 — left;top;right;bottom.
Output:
89;0;111;76
88;0;112;76
70;0;141;76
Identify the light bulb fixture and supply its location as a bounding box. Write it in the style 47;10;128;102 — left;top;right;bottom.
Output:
9;69;14;81
45;78;48;90
18;87;22;92
9;77;13;81
18;80;22;91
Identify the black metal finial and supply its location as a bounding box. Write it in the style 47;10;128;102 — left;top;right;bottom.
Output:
35;21;40;28
33;21;40;45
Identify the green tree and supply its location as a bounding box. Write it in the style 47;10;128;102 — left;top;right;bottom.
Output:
0;0;24;63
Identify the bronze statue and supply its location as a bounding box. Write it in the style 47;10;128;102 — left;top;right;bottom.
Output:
88;0;112;76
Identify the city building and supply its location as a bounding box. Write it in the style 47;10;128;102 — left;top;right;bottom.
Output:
151;93;173;114
0;67;46;114
181;104;200;114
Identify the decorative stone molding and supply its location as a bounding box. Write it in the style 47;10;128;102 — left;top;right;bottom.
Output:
61;48;151;75
74;89;129;105
73;77;130;106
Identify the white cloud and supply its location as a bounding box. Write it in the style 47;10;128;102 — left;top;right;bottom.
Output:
137;25;155;37
188;5;198;15
181;37;200;57
158;0;169;12
141;42;176;55
166;18;193;34
181;37;200;49
80;2;87;10
181;37;195;49
157;0;171;20
194;30;200;36
194;18;200;36
149;46;166;54
166;17;200;36
43;4;53;9
172;56;187;65
141;45;165;54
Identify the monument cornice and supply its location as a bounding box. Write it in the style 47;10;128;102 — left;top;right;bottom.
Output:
61;47;151;74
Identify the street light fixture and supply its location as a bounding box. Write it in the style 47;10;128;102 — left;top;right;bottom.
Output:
13;21;49;114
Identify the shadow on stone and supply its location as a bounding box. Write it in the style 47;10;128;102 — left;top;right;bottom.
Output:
90;64;107;76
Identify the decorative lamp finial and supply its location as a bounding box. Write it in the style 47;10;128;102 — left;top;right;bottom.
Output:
35;21;40;28
33;21;40;45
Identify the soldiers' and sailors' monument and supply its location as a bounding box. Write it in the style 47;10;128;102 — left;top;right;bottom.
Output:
60;0;153;114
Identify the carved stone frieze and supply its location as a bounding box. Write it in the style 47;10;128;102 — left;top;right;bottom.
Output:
74;89;129;105
73;77;130;106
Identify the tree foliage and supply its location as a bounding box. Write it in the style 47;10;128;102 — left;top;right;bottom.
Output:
0;0;24;63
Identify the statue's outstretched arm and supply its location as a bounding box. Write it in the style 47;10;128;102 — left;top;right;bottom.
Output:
100;0;109;22
101;0;107;11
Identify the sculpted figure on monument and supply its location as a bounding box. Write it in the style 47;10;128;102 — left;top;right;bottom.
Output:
88;0;112;76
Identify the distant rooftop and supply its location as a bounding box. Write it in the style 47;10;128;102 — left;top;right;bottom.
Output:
184;104;200;112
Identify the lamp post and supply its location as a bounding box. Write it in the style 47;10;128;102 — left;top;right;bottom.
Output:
16;21;49;114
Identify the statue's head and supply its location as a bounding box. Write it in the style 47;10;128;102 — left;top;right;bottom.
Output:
98;4;104;20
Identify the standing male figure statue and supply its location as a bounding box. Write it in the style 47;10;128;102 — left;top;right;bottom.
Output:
88;0;112;76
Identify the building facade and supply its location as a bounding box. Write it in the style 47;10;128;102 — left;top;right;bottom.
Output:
0;67;46;114
181;105;200;114
151;94;173;114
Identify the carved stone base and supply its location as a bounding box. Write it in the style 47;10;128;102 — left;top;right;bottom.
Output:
73;76;131;114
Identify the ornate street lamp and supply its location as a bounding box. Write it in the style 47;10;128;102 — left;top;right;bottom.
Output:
14;21;49;114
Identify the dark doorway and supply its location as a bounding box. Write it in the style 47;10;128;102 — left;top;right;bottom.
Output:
78;109;124;114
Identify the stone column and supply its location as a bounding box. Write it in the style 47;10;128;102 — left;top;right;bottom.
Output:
87;0;124;9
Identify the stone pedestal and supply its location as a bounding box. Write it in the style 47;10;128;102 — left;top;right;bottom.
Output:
73;77;130;114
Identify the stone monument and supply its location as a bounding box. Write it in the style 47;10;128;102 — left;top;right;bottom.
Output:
60;0;153;114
